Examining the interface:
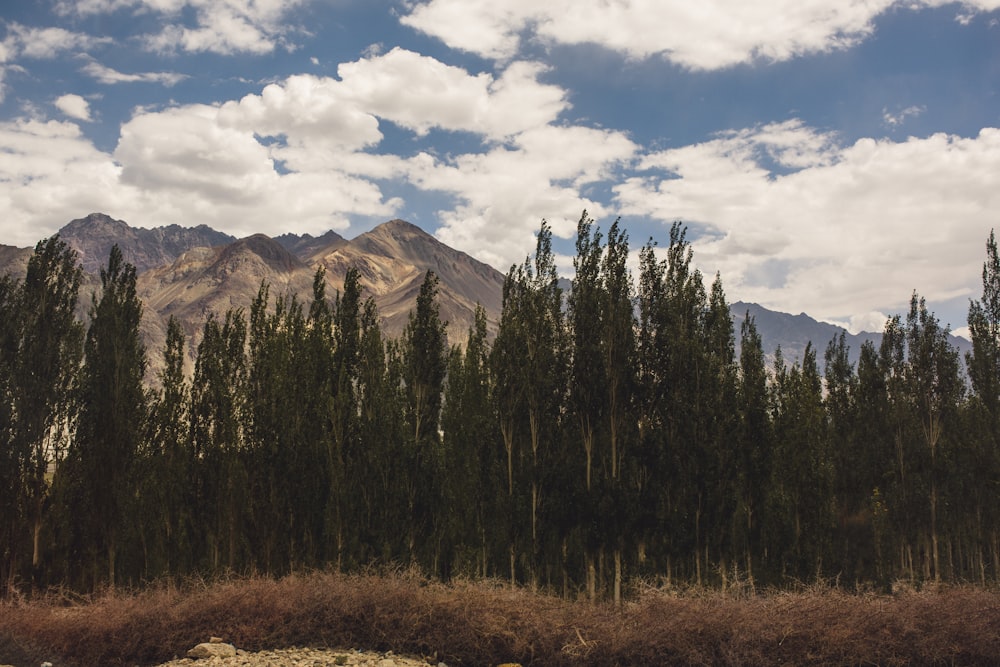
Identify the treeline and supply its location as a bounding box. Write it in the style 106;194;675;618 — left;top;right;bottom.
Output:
2;214;999;601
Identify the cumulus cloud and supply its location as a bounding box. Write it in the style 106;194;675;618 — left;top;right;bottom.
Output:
401;0;1000;68
54;94;92;121
81;60;187;86
333;48;567;139
0;119;131;246
615;121;1000;325
57;0;306;55
0;45;624;272
410;125;637;268
4;24;112;59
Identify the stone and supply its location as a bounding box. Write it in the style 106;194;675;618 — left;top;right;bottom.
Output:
187;642;238;659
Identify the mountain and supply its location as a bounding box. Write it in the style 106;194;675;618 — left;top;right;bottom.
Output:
731;301;973;369
59;212;235;274
274;230;348;261
130;218;506;374
316;219;504;341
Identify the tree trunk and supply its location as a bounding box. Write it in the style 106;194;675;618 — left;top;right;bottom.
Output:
613;548;622;607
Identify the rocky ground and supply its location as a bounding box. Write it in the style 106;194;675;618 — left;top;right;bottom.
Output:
155;645;447;667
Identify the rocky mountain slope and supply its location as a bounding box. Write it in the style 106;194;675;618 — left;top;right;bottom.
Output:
59;212;236;274
0;214;507;376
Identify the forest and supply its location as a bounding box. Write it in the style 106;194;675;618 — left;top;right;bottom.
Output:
1;212;999;604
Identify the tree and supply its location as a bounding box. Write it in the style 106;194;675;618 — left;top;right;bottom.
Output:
568;212;606;599
966;230;1000;581
599;219;638;604
2;237;84;589
441;305;496;578
142;315;192;577
0;274;22;592
490;266;530;585
735;314;771;582
70;244;147;589
189;309;248;573
903;293;962;582
401;270;448;571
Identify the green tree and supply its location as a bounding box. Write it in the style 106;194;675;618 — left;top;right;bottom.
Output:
568;212;606;599
142;315;192;577
401;270;449;571
0;274;22;592
441;305;496;579
354;298;406;564
768;343;833;580
71;244;148;589
4;237;84;589
734;314;771;582
903;293;963;581
966;230;1000;581
189;309;248;573
490;267;530;585
327;267;363;568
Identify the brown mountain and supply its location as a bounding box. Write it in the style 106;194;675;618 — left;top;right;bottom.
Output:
1;215;507;381
133;218;505;373
59;212;236;274
315;219;504;342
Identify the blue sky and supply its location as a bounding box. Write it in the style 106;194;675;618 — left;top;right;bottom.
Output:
1;0;999;337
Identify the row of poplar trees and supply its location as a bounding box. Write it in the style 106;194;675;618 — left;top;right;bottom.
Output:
2;213;1000;600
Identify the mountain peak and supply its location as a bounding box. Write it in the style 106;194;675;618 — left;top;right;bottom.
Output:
217;234;304;274
56;214;235;274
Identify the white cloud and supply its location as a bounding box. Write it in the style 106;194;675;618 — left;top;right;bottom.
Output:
57;0;306;55
111;103;400;236
81;60;187;86
615;121;1000;326
0;47;591;249
5;24;113;59
218;74;383;154
54;94;93;121
217;49;568;154
0;119;131;246
401;0;1000;69
334;48;568;139
410;125;637;268
883;104;926;128
150;0;306;55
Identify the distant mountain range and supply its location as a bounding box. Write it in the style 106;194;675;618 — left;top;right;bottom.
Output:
0;213;972;378
730;301;972;370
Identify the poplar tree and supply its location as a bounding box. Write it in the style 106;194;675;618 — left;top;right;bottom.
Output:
490;267;529;584
904;293;962;581
735;314;770;582
5;237;83;588
568;212;605;598
72;244;147;588
0;275;21;591
599;219;638;604
441;305;495;578
189;309;247;572
966;230;1000;580
401;270;448;570
143;315;191;577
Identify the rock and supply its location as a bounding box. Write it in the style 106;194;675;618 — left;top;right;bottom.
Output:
187;641;238;659
209;636;225;643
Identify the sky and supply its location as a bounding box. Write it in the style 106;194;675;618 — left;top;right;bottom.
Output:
1;1;999;337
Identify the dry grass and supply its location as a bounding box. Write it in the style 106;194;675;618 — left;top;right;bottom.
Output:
2;571;999;666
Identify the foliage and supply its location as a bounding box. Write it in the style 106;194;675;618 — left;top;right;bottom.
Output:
1;223;999;601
